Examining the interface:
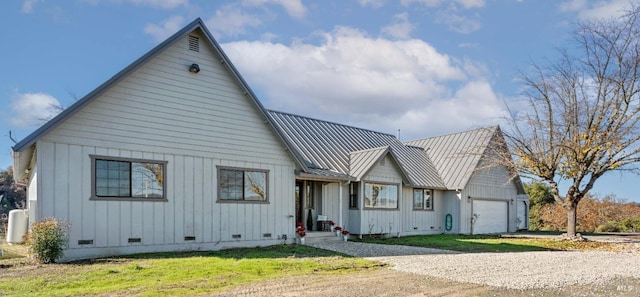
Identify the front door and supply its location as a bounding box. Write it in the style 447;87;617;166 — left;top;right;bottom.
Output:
295;180;316;230
295;181;303;226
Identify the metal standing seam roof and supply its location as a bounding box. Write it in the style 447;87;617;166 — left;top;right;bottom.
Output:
405;126;498;190
349;146;390;180
267;110;446;188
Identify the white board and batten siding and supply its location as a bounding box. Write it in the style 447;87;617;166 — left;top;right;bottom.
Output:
358;155;402;236
32;29;297;260
460;162;519;234
401;188;445;235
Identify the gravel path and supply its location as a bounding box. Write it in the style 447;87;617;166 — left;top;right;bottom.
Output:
309;241;640;290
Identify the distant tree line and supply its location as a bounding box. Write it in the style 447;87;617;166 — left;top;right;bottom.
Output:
525;182;640;233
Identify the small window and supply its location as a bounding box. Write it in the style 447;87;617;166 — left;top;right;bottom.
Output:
91;155;167;201
413;189;434;211
364;182;398;209
218;167;268;202
349;182;359;209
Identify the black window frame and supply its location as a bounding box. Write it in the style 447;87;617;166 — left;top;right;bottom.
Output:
217;166;269;204
90;155;167;202
413;188;434;211
349;182;359;209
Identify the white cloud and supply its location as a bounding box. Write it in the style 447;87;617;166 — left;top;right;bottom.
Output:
128;0;188;9
144;15;184;42
206;5;262;38
559;0;631;19
391;80;507;139
242;0;307;19
435;9;481;34
401;0;485;9
80;0;188;9
21;0;42;13
222;27;506;139
9;92;62;128
358;0;386;8
401;0;483;34
381;12;415;39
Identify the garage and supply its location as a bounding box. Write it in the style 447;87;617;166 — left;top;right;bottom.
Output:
472;200;508;234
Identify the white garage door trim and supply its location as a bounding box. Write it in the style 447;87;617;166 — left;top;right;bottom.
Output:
472;200;508;234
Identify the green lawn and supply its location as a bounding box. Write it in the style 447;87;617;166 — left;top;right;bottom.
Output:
0;234;625;296
358;234;612;252
0;244;381;297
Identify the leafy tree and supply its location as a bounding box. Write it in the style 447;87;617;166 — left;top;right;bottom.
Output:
0;166;26;216
524;182;555;207
501;6;640;238
524;182;555;230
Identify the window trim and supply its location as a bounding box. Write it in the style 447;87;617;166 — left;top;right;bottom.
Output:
216;166;270;204
349;182;359;209
90;155;168;202
413;188;434;211
363;181;400;210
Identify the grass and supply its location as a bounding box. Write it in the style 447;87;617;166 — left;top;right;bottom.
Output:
358;234;615;253
0;233;633;296
0;244;382;297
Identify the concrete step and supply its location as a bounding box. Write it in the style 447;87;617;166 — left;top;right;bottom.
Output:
302;231;344;244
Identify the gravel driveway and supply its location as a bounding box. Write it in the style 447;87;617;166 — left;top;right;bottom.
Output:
309;241;640;290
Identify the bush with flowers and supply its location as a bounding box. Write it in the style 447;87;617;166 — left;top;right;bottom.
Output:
296;222;306;238
341;230;349;235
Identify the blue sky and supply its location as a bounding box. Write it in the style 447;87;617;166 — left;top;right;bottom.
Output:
1;0;639;202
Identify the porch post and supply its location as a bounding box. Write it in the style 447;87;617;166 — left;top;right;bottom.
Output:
339;182;343;228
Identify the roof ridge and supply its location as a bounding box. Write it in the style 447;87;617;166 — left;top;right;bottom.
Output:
405;125;498;143
267;109;397;138
350;145;390;155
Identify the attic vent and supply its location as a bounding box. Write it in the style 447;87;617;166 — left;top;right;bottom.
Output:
188;35;199;52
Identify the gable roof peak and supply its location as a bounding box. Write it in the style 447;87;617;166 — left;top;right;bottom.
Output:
12;17;309;177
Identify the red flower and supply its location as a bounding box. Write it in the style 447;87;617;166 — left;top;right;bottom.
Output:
329;221;335;226
342;230;349;235
296;222;303;227
297;230;306;237
334;226;342;231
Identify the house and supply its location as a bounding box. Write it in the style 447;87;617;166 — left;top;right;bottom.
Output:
12;18;528;261
269;112;529;236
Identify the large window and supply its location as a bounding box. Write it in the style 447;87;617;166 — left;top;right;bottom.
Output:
364;183;398;209
413;189;433;210
91;156;166;200
218;167;268;202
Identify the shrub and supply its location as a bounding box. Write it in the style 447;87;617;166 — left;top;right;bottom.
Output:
595;221;625;233
29;218;70;263
621;216;640;232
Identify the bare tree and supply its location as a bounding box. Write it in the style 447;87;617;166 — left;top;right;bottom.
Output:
502;5;640;238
